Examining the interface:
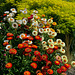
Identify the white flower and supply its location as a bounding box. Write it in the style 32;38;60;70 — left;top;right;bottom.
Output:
10;8;17;13
59;49;65;54
48;31;53;36
41;18;47;22
43;28;47;33
38;23;43;27
32;22;38;26
4;11;9;14
12;22;18;28
16;20;22;24
22;19;27;25
7;13;14;18
32;31;38;36
48;19;53;23
62;58;68;64
56;39;62;45
52;32;57;37
4;40;9;42
33;10;38;14
61;55;67;60
60;42;65;47
0;27;2;29
49;44;54;48
40;36;44;41
71;61;75;67
8;18;15;22
20;33;26;39
42;41;47;45
6;45;12;50
28;40;33;44
43;45;48;50
22;10;27;14
46;28;51;32
48;39;54;44
39;28;44;33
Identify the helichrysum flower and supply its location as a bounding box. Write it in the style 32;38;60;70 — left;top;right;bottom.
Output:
71;61;75;67
42;41;47;45
32;31;38;36
33;10;38;14
48;19;53;23
39;28;44;33
59;49;65;54
48;39;54;44
6;45;12;50
20;33;26;39
12;22;18;28
22;19;27;25
8;18;15;22
16;20;22;24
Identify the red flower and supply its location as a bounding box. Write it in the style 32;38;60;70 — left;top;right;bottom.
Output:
34;51;40;56
3;14;7;16
23;43;28;48
7;33;13;37
18;44;24;49
7;37;13;40
47;48;54;54
24;71;31;75
54;61;60;65
61;66;67;72
24;53;29;56
37;73;43;75
57;68;62;73
42;54;48;61
28;36;34;40
5;63;12;69
9;48;17;55
32;57;37;61
25;48;32;53
28;45;32;48
32;45;38;49
30;62;37;69
17;36;20;38
46;61;52;68
47;69;53;75
64;64;71;69
36;55;42;62
53;46;58;50
35;36;40;40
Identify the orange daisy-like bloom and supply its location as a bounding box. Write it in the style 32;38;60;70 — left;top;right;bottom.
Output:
42;14;45;17
5;63;12;69
37;73;43;75
7;37;13;40
22;43;28;48
34;51;41;56
7;33;13;37
64;64;71;69
25;48;32;53
42;54;48;61
24;71;31;75
61;66;67;72
28;36;34;41
35;35;40;40
30;62;37;69
18;44;24;49
32;45;38;49
9;48;17;55
53;46;58;50
54;61;60;65
52;22;57;26
28;45;32;48
3;42;9;46
47;69;53;75
32;57;37;61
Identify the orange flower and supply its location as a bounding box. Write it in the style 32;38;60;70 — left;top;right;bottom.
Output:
28;36;34;41
7;33;13;37
32;57;37;61
32;45;38;49
24;71;31;75
47;69;53;75
7;37;13;40
35;36;40;40
36;70;41;74
42;54;48;61
53;46;58;50
5;63;12;69
37;73;43;75
52;22;57;26
64;64;71;69
54;61;60;65
28;45;32;48
42;14;45;17
3;14;7;16
9;48;17;55
30;62;37;69
24;53;29;56
22;43;28;48
3;42;9;46
25;48;32;53
18;44;24;49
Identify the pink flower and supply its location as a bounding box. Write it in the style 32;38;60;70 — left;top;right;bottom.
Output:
4;54;6;56
56;55;61;62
